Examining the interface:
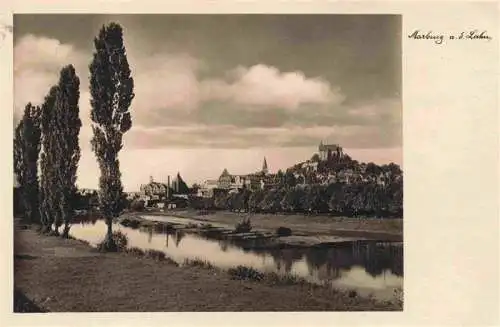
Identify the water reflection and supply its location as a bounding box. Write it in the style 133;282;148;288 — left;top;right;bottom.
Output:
69;218;403;298
174;231;185;248
147;228;153;243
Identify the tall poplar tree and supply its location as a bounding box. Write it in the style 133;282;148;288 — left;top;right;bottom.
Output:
39;86;59;233
14;121;25;191
89;23;134;250
14;103;42;223
54;65;81;237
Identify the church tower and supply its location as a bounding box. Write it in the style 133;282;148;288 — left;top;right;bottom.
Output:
262;157;269;175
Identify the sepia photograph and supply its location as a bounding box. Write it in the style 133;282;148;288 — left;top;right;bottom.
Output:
12;14;403;312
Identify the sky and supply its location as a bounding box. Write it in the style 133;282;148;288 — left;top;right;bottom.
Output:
13;14;402;191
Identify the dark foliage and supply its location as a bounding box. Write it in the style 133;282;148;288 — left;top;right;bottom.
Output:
227;265;265;281
13;289;47;313
39;86;59;233
89;22;135;250
14;103;42;223
129;199;145;212
97;230;129;252
13;187;23;216
187;152;403;218
55;65;81;237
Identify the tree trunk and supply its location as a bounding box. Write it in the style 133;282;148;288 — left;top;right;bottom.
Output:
104;218;117;252
61;222;70;238
53;224;60;236
41;223;52;234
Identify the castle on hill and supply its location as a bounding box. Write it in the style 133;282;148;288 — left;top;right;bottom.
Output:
318;141;344;161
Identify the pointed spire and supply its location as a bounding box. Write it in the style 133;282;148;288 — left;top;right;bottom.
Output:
262;157;268;174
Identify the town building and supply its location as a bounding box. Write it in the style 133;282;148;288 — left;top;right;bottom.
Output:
197;179;219;198
216;157;275;192
140;176;169;198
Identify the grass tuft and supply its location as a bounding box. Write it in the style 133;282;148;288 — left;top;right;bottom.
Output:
143;249;179;266
227;265;264;281
264;271;308;286
183;258;215;269
126;247;145;257
144;249;166;261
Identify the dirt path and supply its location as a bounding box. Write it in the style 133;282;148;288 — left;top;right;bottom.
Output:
143;209;403;241
14;224;401;312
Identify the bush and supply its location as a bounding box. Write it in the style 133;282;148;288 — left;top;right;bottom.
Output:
130;199;145;212
234;218;252;233
275;226;292;237
97;230;128;252
227;265;264;281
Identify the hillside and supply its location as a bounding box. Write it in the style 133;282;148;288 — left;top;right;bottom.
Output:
191;145;403;218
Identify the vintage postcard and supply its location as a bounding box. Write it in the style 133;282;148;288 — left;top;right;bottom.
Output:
2;1;498;326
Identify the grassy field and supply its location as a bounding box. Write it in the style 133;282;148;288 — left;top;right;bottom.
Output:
14;222;402;312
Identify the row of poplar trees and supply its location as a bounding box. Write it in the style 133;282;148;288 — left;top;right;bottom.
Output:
13;23;134;250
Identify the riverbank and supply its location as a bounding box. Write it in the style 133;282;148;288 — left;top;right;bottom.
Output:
137;209;403;242
14;222;402;311
117;213;402;249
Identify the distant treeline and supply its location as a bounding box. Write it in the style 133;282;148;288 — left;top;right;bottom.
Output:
189;180;402;218
190;153;403;218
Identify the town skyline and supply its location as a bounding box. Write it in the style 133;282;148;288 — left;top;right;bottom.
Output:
88;147;403;192
14;14;401;192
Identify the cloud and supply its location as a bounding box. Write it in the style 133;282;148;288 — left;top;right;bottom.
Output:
129;53;202;112
14;34;87;124
14;34;400;151
14;34;77;72
13;34;95;151
348;97;401;123
201;64;344;110
123;123;400;150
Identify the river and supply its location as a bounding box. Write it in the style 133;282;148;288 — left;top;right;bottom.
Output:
68;216;403;300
